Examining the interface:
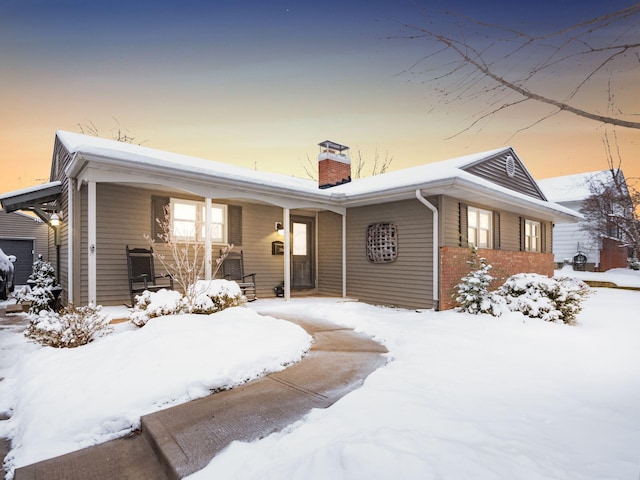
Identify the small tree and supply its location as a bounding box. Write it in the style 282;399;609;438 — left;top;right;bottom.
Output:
455;248;505;315
145;205;232;312
580;163;640;262
16;258;58;314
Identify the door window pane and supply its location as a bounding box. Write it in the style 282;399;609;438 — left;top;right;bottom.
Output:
293;222;307;255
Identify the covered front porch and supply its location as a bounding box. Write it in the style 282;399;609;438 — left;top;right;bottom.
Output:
67;175;347;307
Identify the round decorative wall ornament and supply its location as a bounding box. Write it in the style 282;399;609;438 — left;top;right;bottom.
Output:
505;155;516;178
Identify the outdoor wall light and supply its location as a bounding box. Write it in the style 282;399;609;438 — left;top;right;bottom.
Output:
50;212;60;227
275;222;284;235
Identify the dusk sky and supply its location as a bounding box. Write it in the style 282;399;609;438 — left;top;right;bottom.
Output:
1;0;638;196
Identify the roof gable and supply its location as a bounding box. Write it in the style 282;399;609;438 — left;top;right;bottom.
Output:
460;149;547;201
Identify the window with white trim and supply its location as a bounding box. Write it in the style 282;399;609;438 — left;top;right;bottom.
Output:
170;198;227;243
468;207;492;248
524;219;541;252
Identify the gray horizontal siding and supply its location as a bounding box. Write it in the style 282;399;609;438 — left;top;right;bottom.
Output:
79;184;288;306
500;211;521;251
346;199;433;309
0;211;49;260
317;211;343;296
463;152;546;200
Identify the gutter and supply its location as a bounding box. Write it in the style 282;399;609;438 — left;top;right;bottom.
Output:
415;190;439;309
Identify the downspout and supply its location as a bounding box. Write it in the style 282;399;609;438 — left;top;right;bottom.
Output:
67;178;74;303
415;190;439;310
342;212;347;298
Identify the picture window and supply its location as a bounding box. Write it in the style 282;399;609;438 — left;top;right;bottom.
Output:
170;198;227;243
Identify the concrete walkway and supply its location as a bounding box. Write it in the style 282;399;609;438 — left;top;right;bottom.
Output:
12;313;387;480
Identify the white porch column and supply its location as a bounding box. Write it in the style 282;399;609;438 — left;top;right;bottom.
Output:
67;178;74;303
342;212;347;298
204;198;212;280
88;180;97;305
283;208;291;301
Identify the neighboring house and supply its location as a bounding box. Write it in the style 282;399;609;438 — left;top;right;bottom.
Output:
0;209;49;285
0;132;580;310
538;170;629;271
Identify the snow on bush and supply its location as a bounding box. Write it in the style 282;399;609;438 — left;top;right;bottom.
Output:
189;279;246;314
129;289;184;327
16;259;58;314
24;304;113;348
455;249;506;316
129;280;245;327
497;273;591;325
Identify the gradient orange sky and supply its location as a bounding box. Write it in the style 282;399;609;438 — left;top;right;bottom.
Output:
1;0;638;196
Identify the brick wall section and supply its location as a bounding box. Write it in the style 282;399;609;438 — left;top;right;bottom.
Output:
319;159;351;188
440;246;554;310
599;237;627;271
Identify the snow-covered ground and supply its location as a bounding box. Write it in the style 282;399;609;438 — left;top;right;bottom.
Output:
0;308;312;476
1;267;639;479
555;265;640;288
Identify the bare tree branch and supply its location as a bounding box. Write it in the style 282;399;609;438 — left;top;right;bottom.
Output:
393;4;640;132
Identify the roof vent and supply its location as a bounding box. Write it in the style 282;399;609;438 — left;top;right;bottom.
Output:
505;155;516;178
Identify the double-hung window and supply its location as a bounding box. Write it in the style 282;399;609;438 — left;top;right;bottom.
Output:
468;207;492;248
524;219;541;252
170;198;227;243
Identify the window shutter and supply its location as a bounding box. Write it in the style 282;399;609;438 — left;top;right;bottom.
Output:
541;222;547;253
519;217;525;251
228;205;242;246
493;211;501;250
459;203;468;247
151;196;170;243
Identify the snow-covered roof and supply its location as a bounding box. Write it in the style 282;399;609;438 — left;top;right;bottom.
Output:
54;131;579;222
538;170;615;203
0;181;61;201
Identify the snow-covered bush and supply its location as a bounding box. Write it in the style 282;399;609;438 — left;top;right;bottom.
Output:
497;273;591;325
189;279;246;314
16;258;59;314
129;280;245;327
455;249;506;316
629;259;640;271
25;304;113;348
28;258;56;288
129;289;183;327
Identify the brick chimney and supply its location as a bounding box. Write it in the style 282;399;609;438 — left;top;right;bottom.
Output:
318;140;351;189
